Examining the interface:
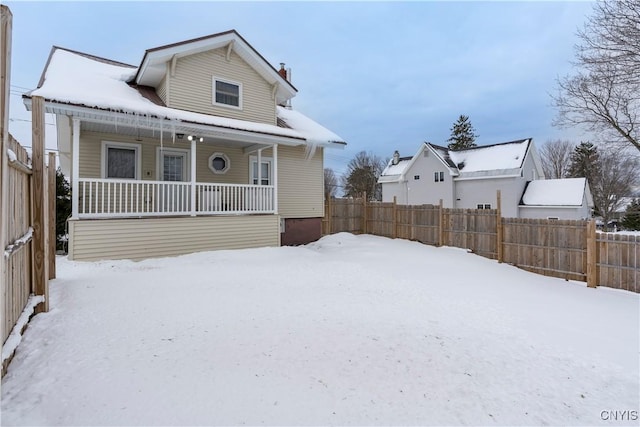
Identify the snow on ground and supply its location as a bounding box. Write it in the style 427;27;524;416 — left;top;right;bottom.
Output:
1;233;638;426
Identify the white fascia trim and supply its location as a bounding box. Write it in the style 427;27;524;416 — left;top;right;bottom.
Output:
399;143;427;182
137;33;296;100
32;100;307;147
405;143;457;182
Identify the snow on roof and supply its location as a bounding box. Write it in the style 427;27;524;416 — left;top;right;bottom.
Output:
379;158;412;183
28;48;345;146
448;139;530;174
521;178;587;206
276;106;344;146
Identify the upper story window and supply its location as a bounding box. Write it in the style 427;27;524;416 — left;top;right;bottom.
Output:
434;171;444;182
101;141;141;180
213;77;242;109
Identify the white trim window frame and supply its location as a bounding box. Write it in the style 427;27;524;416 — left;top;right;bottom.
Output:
213;76;243;110
156;147;190;182
249;156;272;185
101;141;142;180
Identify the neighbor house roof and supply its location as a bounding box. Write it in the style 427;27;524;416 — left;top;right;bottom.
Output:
447;139;531;178
24;43;345;147
520;178;593;207
379;138;534;183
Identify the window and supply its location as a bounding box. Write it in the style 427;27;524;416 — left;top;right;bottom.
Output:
102;141;141;179
414;175;420;180
250;156;272;185
208;152;230;174
434;171;444;182
213;77;242;108
477;204;492;210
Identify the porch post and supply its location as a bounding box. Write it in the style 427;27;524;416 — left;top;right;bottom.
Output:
71;117;80;219
190;137;196;216
273;144;278;213
257;148;262;185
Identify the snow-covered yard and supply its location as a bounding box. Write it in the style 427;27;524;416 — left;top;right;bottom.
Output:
1;233;638;426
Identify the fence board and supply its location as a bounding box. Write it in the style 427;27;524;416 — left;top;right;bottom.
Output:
500;218;588;282
597;233;639;293
323;199;639;293
3;136;34;345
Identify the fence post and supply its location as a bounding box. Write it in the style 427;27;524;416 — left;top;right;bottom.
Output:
48;152;56;279
326;196;332;235
362;191;367;234
31;95;49;313
586;219;597;288
438;199;444;246
0;5;12;347
496;190;503;262
392;196;397;238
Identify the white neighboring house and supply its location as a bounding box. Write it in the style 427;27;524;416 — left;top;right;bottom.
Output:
379;138;593;220
519;178;594;220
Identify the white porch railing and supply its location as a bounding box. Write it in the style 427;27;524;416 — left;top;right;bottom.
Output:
77;178;275;218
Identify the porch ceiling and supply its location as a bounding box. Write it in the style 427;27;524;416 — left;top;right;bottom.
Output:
79;120;262;149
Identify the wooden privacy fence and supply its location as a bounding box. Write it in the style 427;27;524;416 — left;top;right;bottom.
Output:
323;197;639;293
2;7;54;376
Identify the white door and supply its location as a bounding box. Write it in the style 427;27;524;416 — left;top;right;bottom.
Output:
158;150;189;212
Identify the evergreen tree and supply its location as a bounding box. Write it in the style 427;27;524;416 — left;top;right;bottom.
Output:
447;115;478;150
621;198;640;230
568;141;600;183
55;168;72;251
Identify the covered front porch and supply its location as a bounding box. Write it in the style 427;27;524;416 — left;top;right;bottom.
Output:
57;109;304;220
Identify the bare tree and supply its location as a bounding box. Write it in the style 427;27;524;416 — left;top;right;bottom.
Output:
539;139;574;178
552;0;640;153
342;151;386;201
590;149;640;230
324;168;338;199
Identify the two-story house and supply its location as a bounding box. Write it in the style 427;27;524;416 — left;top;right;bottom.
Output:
379;139;593;219
23;30;346;261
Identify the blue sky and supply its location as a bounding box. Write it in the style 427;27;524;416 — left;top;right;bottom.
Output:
5;1;594;178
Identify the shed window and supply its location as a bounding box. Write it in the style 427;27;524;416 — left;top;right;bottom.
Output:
477;204;492;210
213;77;242;108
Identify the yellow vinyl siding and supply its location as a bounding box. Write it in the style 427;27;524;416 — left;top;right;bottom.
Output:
78;131;248;183
169;48;275;124
277;146;324;218
68;215;280;261
157;75;167;104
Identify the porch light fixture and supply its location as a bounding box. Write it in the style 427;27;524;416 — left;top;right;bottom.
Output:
188;135;204;143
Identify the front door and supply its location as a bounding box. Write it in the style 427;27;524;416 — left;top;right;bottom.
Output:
158;150;189;212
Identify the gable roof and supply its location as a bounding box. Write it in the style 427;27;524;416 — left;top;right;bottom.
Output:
520;178;593;207
447;139;531;177
25;43;345;147
134;30;297;105
379;138;534;183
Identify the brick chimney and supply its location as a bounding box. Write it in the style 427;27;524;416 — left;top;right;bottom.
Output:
278;63;287;80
